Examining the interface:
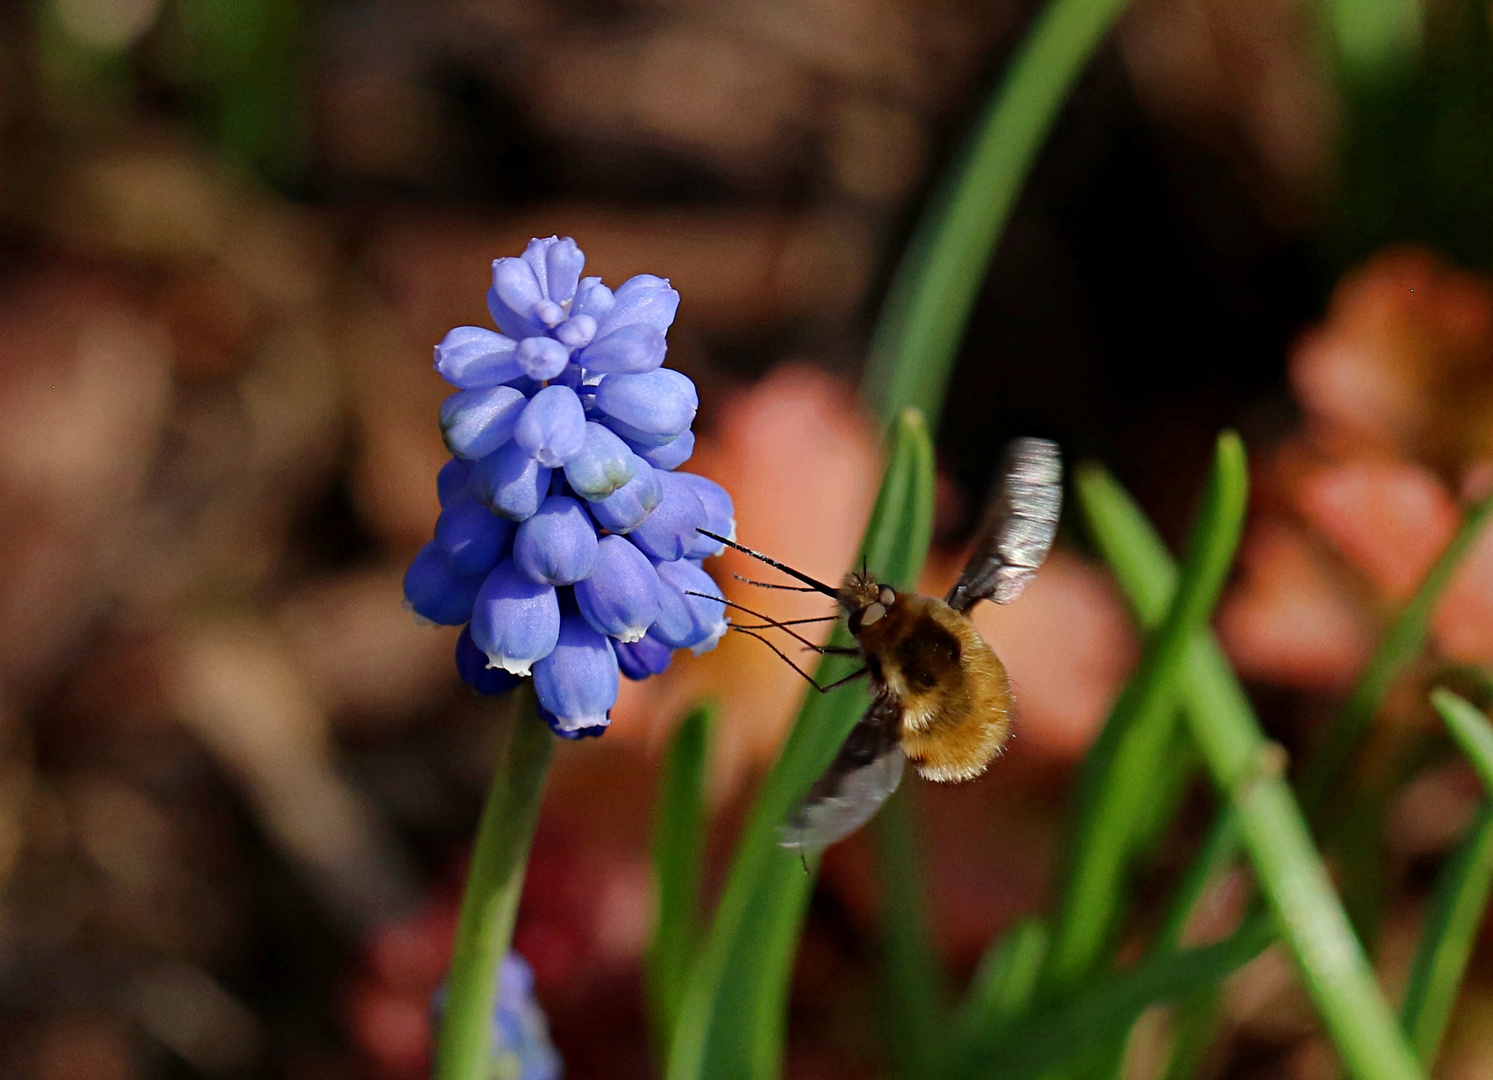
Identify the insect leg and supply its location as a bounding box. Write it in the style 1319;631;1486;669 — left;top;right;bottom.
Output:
818;667;869;691
732;616;839;631
685;593;839;653
730;628;841;693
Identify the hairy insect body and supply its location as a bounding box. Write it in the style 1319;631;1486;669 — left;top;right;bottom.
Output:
843;579;1012;783
711;436;1062;853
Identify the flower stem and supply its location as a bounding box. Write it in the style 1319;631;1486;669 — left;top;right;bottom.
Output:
434;692;555;1080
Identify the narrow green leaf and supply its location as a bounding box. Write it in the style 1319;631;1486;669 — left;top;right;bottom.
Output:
435;695;555;1080
1159;992;1226;1080
961;916;1275;1080
1300;490;1493;818
876;790;947;1080
666;408;935;1080
1073;462;1178;627
1328;0;1422;82
1432;688;1493;794
647;702;718;1054
862;0;1135;428
1156;811;1242;952
1397;691;1493;1066
1400;802;1493;1068
1112;812;1245;1080
1043;433;1249;992
954;919;1049;1049
1078;463;1427;1080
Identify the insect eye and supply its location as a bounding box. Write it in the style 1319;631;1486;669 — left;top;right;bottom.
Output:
859;602;887;627
879;587;895;606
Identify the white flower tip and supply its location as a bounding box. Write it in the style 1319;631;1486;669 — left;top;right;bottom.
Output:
556;712;611;733
692;620;728;655
614;626;649;645
488;654;534;677
403;599;438;628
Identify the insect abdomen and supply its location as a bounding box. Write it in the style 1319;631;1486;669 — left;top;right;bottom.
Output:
895;603;1011;782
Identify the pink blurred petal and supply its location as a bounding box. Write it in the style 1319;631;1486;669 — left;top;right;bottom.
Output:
1217;519;1377;691
1433;516;1493;664
1296;458;1459;602
963;551;1140;760
1290;248;1493;467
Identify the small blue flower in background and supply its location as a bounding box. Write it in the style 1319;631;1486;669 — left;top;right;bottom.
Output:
490;954;561;1080
404;236;733;738
431;953;562;1080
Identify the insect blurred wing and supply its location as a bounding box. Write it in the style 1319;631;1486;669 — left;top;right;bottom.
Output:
945;437;1062;613
781;693;905;853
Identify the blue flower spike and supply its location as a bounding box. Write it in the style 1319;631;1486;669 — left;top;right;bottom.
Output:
409;235;733;738
434;492;513;576
440;385;527;460
575;535;661;642
627;428;694;471
435;327;523;389
593;368;698;446
629;470;707;561
616;633;674;681
437;457;475;505
472;441;552;521
470;561;561;676
534;616;619;733
564;422;637;500
513;496;600;585
515;385;587;467
589;456;662;534
404;543;486;627
653;556;728;653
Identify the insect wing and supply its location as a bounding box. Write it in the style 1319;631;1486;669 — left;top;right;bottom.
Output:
780;693;905;853
945;437;1062;613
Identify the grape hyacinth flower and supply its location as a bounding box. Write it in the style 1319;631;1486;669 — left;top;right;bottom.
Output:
432;952;561;1080
405;236;734;738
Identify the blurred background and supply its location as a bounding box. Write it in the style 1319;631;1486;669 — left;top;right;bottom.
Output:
2;0;1493;1076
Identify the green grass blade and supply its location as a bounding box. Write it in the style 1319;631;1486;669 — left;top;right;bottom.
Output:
862;0;1134;428
666;408;935;1080
1397;691;1493;1066
1432;688;1493;794
1300;490;1493;817
1399;802;1493;1067
1123;812;1244;1080
955;918;1050;1047
1073;463;1178;627
1156;810;1242;951
1159;992;1226;1080
961;916;1275;1080
647;702;718;1054
876;790;947;1080
1043;433;1249;992
1328;0;1422;82
1078;463;1427;1080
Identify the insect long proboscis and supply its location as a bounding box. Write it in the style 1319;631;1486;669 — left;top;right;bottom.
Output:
696;529;840;598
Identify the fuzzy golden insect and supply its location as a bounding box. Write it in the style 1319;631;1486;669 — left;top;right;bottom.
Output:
699;437;1062;853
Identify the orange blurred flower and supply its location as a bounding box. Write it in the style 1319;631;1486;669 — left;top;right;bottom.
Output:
1220;247;1493;690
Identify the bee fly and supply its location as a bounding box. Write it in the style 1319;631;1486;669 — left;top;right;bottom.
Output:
695;437;1062;853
